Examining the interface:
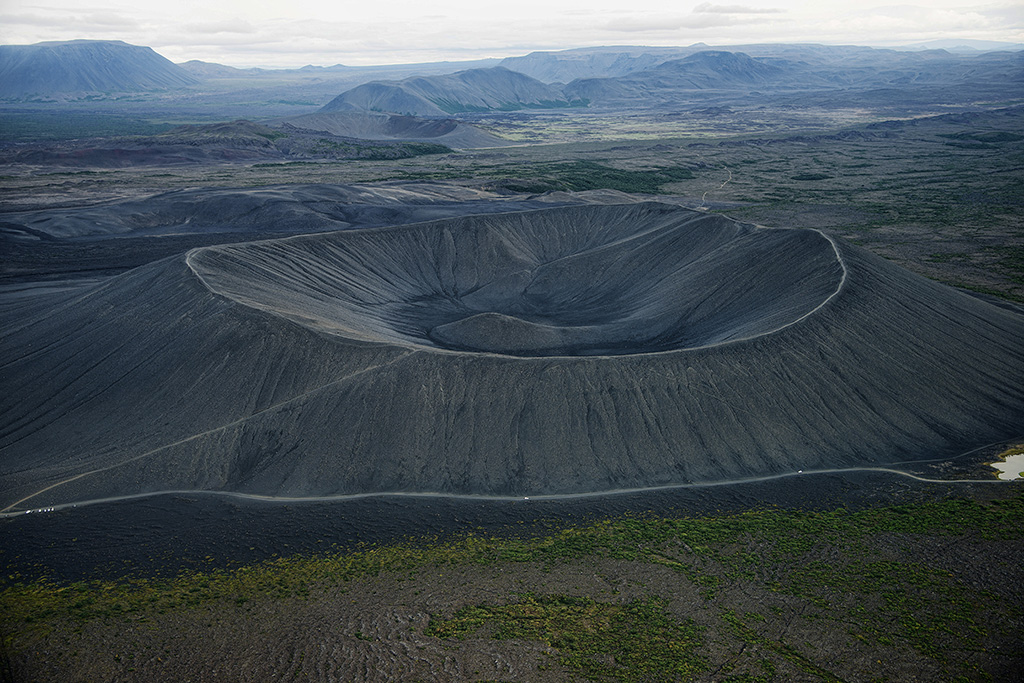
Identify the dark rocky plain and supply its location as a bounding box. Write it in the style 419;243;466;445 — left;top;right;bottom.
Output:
2;41;1024;681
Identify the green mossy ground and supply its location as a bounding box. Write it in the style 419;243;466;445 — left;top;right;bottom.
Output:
3;490;1022;681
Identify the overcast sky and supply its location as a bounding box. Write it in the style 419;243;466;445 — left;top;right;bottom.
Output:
2;1;1022;67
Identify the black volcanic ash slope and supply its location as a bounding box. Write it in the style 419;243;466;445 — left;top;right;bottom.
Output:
1;203;1022;510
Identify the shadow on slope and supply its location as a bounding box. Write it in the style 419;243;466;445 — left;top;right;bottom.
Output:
280;111;512;148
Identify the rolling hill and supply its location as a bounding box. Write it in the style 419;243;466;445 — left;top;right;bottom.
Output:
321;66;582;116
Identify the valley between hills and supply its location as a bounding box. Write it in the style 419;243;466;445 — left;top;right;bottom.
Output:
1;38;1023;682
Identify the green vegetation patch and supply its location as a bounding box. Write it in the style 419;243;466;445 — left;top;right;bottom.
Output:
2;492;1021;680
937;131;1024;149
381;160;696;193
427;594;706;681
998;445;1024;459
0;112;177;141
483;160;696;194
787;559;985;658
988;245;1024;284
927;251;971;263
3;495;1022;624
939;131;1024;144
721;610;844;682
310;138;451;160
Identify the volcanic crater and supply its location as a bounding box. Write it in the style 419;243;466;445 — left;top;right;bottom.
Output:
188;203;845;357
1;202;1022;509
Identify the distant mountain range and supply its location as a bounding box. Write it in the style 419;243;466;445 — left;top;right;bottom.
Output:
176;60;267;78
319;46;1022;115
176;57;501;80
1;39;1021;116
898;38;1024;52
498;42;1024;84
0;40;196;98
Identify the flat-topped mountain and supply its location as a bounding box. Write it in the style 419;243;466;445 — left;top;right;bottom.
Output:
499;46;695;82
321;66;582;116
651;51;786;87
0;39;197;99
564;51;786;103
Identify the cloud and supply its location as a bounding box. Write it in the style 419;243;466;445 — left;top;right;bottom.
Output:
600;2;787;35
184;20;257;35
0;7;139;39
604;12;760;32
694;3;785;14
836;5;1005;35
0;12;52;27
981;3;1024;25
82;11;139;28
